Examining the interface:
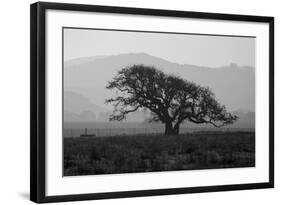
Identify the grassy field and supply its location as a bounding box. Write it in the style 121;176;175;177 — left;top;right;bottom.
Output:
64;132;255;176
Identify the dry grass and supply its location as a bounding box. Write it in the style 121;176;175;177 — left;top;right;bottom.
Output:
64;131;255;176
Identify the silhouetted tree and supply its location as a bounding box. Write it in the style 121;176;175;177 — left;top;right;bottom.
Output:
106;65;237;135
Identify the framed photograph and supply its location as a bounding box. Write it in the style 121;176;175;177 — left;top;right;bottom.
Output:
30;2;274;203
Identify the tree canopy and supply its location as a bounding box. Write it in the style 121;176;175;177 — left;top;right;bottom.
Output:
106;65;237;135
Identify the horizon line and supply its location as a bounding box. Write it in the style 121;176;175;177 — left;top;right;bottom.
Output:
64;52;255;69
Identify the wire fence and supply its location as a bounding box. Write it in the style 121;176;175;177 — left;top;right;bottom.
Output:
63;126;254;138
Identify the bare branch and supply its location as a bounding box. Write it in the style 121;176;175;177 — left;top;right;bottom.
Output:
105;65;238;132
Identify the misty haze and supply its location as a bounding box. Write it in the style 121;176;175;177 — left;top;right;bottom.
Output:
63;28;255;176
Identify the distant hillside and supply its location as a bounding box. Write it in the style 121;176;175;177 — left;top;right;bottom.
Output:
142;110;255;129
64;90;254;128
64;56;107;67
64;91;108;113
64;110;97;122
64;91;150;122
64;53;255;112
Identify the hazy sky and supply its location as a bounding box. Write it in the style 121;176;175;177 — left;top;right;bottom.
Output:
64;28;255;68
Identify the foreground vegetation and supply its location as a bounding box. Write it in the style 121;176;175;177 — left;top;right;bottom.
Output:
64;132;255;176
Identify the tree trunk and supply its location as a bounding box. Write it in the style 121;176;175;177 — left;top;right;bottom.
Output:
165;121;173;135
164;122;180;136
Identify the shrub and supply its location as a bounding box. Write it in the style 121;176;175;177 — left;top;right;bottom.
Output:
207;150;222;164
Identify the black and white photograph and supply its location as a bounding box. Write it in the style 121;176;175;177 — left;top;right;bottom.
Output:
29;2;274;203
63;28;256;176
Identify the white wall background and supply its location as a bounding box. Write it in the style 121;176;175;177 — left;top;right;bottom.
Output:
0;0;279;204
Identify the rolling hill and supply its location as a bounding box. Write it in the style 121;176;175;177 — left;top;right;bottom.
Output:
64;53;255;112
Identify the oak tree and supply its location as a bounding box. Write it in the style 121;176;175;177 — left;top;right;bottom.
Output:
106;65;237;135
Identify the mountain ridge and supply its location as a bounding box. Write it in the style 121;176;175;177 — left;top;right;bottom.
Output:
64;53;255;112
65;52;255;70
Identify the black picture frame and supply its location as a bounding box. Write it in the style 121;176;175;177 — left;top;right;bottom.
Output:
30;2;274;203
